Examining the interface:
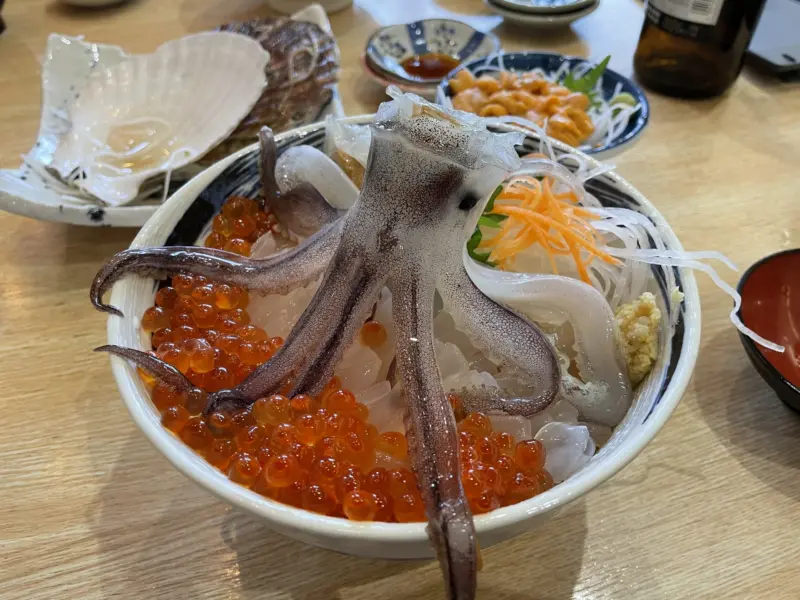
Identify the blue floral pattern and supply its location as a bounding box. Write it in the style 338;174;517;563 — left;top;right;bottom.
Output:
366;19;500;83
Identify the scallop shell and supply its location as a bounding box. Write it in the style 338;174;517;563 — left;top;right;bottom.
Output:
49;32;269;206
201;17;340;163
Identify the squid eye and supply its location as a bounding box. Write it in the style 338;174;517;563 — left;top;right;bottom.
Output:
458;190;479;211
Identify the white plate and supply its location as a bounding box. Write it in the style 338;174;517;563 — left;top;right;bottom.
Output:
490;0;595;14
485;0;598;27
0;3;345;228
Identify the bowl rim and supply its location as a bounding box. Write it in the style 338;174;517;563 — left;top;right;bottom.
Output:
365;18;501;85
736;247;800;397
107;114;700;545
436;50;650;156
488;0;596;15
484;0;599;21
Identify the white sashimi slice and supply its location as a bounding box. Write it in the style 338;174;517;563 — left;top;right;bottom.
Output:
489;415;532;441
373;288;397;382
443;369;499;393
359;381;405;433
535;422;595;483
336;342;382;394
248;281;319;339
435;340;470;379
581;421;613;447
464;255;632;427
528;399;578;438
274;145;359;210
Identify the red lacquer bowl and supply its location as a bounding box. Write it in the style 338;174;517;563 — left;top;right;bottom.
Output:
738;249;800;412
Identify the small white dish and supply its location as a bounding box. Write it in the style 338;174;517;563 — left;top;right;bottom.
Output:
491;0;595;14
265;0;353;14
366;19;500;84
104;115;700;559
485;0;598;27
59;0;129;7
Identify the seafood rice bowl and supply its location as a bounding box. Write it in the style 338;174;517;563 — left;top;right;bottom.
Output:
96;92;703;598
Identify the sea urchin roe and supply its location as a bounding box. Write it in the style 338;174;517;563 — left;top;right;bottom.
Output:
144;194;557;522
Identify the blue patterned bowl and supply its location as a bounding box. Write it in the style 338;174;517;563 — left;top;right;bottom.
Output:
437;52;650;160
366;19;500;84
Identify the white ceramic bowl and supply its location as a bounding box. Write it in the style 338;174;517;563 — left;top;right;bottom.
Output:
105;116;701;559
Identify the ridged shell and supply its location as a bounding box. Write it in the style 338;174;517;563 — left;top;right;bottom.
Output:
50;32;269;206
201;18;340;163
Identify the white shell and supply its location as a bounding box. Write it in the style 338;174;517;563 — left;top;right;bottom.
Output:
50;32;269;206
0;5;344;226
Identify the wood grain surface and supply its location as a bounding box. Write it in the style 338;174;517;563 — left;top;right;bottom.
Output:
1;0;799;598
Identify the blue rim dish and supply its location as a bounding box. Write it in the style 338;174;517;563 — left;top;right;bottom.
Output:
366;19;501;84
437;52;650;159
736;248;800;413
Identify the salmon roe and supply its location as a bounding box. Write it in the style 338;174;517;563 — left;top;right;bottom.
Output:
141;194;553;522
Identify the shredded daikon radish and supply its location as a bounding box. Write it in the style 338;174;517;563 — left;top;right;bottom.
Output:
603;248;784;353
476;151;783;353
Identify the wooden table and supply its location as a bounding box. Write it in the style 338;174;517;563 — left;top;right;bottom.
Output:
2;1;799;598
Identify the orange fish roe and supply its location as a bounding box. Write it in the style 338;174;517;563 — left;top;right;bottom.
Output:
142;194;554;523
359;320;387;348
206;195;277;258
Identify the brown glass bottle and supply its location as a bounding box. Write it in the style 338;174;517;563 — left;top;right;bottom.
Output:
633;0;767;98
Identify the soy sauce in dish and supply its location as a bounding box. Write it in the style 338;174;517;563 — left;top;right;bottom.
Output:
401;53;461;80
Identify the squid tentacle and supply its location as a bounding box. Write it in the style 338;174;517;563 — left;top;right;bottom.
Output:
391;262;477;600
90;219;342;317
259;127;344;236
289;247;391;398
95;345;195;392
438;265;560;417
202;223;394;412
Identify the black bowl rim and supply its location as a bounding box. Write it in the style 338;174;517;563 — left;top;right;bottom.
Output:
736;247;800;404
437;51;651;155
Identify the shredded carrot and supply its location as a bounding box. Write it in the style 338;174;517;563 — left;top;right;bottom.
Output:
478;174;621;283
